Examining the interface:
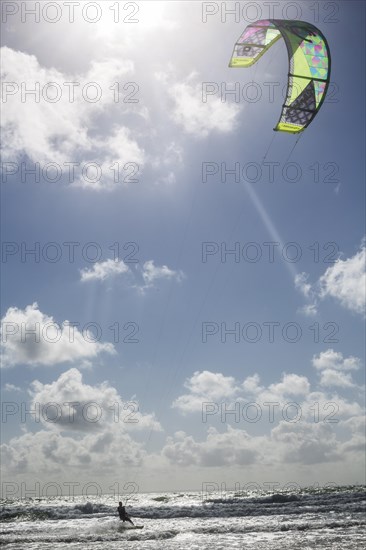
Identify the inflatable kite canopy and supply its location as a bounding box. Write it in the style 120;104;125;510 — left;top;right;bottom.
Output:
229;19;331;133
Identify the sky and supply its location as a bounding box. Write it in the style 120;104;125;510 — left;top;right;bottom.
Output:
0;1;365;498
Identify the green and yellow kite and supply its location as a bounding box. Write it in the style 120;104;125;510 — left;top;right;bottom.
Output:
229;19;331;133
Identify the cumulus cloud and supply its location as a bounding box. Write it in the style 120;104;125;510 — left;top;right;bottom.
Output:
296;241;365;317
294;241;365;316
319;242;365;315
344;414;366;431
1;368;162;477
312;349;361;371
266;373;311;398
172;366;364;429
1;427;146;476
172;371;239;413
174;371;311;415
0;303;115;368
156;71;241;138
80;258;130;282
163;426;260;467
73;127;145;191
241;373;263;395
162;419;347;467
304;391;363;420
312;349;362;389
29;367;161;433
1;364;364;476
243;373;312;414
1;48;145;189
318;369;355;388
271;421;340;464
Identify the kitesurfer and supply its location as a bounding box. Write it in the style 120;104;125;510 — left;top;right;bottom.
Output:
117;501;134;525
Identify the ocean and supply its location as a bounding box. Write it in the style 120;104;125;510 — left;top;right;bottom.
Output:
1;485;365;549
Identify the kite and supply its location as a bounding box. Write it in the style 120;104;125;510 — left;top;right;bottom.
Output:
229;20;331;133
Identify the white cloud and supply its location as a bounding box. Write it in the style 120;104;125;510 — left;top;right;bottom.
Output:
294;241;365;317
2;365;364;477
271;421;340;464
172;366;364;427
174;371;312;415
157;71;241;138
162;419;348;467
304;391;363;420
339;415;366;435
294;272;318;316
1;303;115;368
4;383;22;392
1;48;85;162
73;127;145;191
319;242;365;315
241;373;263;394
297;303;318;317
79;258;184;292
172;371;239;413
163;426;260;467
1;427;145;476
104;126;145;163
295;272;312;298
267;373;311;398
250;373;311;411
1;368;162;477
318;369;355;388
186;371;238;399
80;258;130;282
1;48;145;189
150;141;184;185
29;367;161;433
312;350;362;389
183;405;365;471
312;349;361;371
140;260;185;289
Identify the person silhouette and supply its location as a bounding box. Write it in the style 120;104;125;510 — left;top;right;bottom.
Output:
117;501;134;525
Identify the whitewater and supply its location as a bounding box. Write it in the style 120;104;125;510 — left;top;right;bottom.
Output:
1;485;365;549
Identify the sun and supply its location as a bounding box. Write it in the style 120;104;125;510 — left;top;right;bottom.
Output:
133;1;169;29
93;1;174;38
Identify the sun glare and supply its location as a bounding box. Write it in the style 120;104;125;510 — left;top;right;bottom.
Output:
135;1;168;28
93;1;173;39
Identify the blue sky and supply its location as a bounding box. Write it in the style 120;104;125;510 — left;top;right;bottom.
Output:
1;1;365;494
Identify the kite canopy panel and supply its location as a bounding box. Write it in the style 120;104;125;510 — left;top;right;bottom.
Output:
229;19;331;133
